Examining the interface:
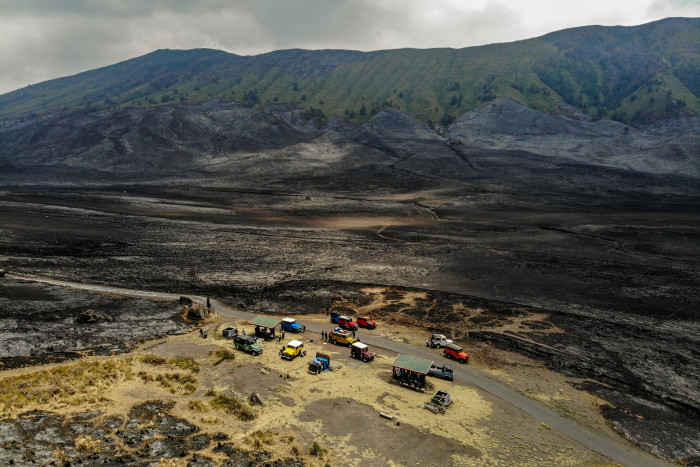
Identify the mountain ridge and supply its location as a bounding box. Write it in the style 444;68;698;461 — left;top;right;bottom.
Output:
0;17;697;125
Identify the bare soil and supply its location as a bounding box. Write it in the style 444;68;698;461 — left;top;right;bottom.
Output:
0;315;617;466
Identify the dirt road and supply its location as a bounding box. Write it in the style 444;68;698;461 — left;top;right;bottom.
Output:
5;272;667;467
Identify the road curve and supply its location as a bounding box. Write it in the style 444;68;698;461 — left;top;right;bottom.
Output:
5;272;667;466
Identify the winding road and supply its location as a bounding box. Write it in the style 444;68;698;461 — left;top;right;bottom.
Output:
5;272;667;466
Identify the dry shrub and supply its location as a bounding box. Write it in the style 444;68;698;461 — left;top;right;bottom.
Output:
0;359;133;411
157;458;188;467
168;357;200;373
247;429;275;449
153;372;197;394
291;445;301;457
309;441;325;456
141;354;166;365
211;349;236;366
188;400;207;412
75;435;101;453
210;393;256;421
52;447;70;462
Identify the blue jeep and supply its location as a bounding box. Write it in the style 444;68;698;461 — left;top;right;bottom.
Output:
281;317;306;333
427;364;454;381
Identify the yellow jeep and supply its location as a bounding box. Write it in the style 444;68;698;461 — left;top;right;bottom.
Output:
329;330;357;347
280;340;305;360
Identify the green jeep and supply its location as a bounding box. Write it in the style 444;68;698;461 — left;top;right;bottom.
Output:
234;334;263;356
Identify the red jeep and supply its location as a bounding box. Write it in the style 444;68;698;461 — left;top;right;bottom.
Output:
356;315;376;329
338;315;358;331
444;343;469;363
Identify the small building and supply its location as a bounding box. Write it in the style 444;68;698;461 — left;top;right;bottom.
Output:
249;315;282;340
392;354;433;391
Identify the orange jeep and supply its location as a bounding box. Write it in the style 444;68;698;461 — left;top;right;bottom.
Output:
444;343;469;363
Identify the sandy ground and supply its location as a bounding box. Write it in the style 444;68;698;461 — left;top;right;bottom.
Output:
0;311;622;466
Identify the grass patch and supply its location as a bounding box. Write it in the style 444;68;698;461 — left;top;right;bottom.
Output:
210;393;256;421
168;357;200;373
188;400;207;412
211;349;236;366
247;429;275;449
0;359;133;411
309;441;325;456
154;373;197;394
141;354;166;365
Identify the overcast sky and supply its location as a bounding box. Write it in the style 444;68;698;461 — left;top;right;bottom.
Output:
0;0;698;94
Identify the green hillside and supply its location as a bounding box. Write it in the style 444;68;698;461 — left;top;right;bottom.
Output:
1;17;697;125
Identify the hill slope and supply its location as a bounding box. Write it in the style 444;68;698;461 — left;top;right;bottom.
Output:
0;18;697;124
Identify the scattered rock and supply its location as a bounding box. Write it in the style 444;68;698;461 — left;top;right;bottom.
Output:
77;309;100;324
249;392;264;406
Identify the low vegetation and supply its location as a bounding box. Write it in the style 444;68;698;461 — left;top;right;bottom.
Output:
188;400;207;412
309;441;326;456
210;393;256;421
168;357;200;373
212;348;236;366
0;359;133;411
75;435;101;453
247;429;276;449
1;19;695;124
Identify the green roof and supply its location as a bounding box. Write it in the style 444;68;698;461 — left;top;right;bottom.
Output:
249;316;282;329
393;354;433;374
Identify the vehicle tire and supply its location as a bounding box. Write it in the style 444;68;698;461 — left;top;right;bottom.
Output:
348;342;352;347
363;357;368;363
332;339;337;345
436;344;441;349
444;352;450;359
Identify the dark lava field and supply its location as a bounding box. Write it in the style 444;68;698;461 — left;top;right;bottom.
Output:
1;100;699;462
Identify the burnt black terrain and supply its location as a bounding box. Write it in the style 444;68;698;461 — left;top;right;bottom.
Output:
1;98;699;461
1;17;699;463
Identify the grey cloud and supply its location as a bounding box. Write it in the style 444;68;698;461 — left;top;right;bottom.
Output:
648;0;700;15
0;0;232;17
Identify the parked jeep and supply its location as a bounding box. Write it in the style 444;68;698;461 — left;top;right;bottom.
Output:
350;342;374;362
280;340;305;360
356;316;376;329
337;315;358;331
427;364;453;381
329;329;357;347
280;317;305;333
444;343;469;363
234;335;263;356
426;333;453;348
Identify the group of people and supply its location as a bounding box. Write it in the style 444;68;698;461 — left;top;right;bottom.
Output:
393;367;426;387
